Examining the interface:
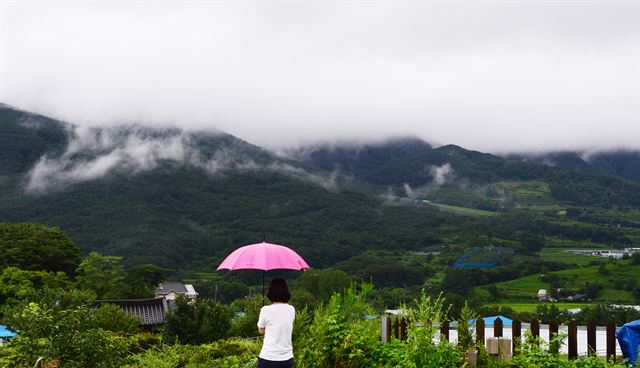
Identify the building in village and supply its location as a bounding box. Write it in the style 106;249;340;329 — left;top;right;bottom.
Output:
155;282;198;300
95;298;170;332
566;247;640;259
97;282;198;330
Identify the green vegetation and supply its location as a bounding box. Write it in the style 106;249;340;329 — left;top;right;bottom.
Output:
429;203;499;217
0;223;81;275
1;105;640;366
163;297;233;344
121;287;626;368
537;248;602;266
488;302;591;313
0;222;631;367
494;260;640;303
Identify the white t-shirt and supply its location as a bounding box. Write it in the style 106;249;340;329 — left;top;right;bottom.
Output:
257;303;296;361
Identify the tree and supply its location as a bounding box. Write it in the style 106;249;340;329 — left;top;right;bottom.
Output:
582;282;602;300
1;288;139;367
163;296;233;344
75;252;128;299
440;268;472;295
0;223;81;275
123;264;169;299
519;233;544;253
0;266;68;305
295;268;352;302
597;263;610;276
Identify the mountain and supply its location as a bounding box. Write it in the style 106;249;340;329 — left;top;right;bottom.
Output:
1;104;639;273
294;140;640;209
0;105;463;269
508;151;640;182
0;104;70;173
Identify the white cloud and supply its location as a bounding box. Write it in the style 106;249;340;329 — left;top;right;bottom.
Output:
25;125;341;191
429;164;455;186
2;1;638;153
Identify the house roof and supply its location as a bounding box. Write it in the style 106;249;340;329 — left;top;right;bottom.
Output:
96;298;170;326
481;316;513;326
184;284;198;296
156;282;188;295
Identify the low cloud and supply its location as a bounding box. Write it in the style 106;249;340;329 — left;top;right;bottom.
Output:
3;2;637;153
26;125;341;192
403;183;416;199
429;163;455;186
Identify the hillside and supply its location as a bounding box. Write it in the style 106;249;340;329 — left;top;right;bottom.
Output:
508;150;640;183
1;104;639;281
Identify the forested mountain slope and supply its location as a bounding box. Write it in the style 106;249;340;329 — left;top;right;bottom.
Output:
1;104;638;272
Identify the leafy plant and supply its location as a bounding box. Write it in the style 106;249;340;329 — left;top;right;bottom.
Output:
457;301;478;353
0;288;139;368
163;296;233;344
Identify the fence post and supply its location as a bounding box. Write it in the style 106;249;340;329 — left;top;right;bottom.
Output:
476;318;485;347
587;321;596;357
549;321;559;354
381;316;391;343
530;319;540;346
568;320;578;360
393;317;399;339
512;320;521;356
606;321;616;361
440;320;449;342
400;317;407;341
494;318;503;338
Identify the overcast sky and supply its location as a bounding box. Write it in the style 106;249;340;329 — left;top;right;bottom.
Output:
1;0;638;153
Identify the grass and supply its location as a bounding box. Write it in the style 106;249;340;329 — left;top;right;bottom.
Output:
500;181;561;211
493;260;640;303
488;302;592;313
429;203;499;217
494;273;547;299
537;248;600;266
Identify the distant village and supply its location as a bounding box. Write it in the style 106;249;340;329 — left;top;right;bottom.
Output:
566;247;640;260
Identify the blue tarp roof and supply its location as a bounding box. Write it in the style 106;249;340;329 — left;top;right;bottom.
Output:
0;325;16;338
469;316;513;326
616;319;640;367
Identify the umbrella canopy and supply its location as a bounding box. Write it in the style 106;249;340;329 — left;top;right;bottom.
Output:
216;241;310;305
216;242;310;271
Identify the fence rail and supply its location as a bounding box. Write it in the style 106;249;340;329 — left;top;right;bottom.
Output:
382;317;620;360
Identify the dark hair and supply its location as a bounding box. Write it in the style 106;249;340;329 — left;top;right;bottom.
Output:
266;278;291;303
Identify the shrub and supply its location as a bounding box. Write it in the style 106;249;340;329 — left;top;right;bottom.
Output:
400;292;463;368
123;338;260;368
0;288;139;367
163;296;233;344
296;283;380;368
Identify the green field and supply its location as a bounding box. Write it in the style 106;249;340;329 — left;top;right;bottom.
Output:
537;248;599;266
494;260;640;303
429;203;499;217
500;181;562;211
489;302;592;313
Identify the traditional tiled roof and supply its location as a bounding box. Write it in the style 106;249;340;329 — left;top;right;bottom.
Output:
155;282;188;295
96;298;169;326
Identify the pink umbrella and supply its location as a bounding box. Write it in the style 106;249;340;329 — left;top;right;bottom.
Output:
216;241;310;302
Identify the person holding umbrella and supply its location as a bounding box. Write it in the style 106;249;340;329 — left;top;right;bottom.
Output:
256;278;295;368
216;241;309;367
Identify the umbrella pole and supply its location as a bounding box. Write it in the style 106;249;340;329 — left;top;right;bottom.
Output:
262;270;265;306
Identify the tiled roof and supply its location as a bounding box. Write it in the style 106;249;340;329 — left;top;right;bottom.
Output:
155;282;188;295
96;298;170;326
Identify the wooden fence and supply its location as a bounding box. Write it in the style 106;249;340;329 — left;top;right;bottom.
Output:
381;317;619;360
